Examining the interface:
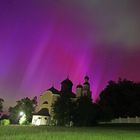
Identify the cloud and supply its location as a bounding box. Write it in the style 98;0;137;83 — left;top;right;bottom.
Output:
58;0;140;48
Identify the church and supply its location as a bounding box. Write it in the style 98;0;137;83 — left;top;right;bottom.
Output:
32;76;92;126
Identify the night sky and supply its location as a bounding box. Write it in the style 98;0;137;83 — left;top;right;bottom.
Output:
0;0;140;110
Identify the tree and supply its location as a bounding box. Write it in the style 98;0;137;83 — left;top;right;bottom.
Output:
0;98;4;112
9;97;37;124
52;94;75;126
73;96;98;126
99;79;140;119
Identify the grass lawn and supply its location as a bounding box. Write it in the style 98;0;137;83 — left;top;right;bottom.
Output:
0;124;140;140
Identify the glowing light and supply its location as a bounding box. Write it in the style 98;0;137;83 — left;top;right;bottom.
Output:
19;112;27;125
19;112;24;116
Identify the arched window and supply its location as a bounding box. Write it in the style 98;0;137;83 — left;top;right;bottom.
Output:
43;101;48;104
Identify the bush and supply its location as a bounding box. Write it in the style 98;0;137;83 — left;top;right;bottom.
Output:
0;119;10;126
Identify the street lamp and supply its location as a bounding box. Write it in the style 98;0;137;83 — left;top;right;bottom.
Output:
19;111;24;116
19;111;26;125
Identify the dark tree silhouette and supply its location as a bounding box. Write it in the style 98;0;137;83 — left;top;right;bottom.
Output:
9;96;37;124
1;114;9;120
52;94;75;126
73;96;98;126
0;98;4;112
99;79;140;119
53;94;99;126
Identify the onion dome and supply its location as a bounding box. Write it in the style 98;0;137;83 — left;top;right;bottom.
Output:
76;84;83;88
84;75;89;81
61;78;73;86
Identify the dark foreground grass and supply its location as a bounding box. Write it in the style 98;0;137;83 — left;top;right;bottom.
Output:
0;124;140;140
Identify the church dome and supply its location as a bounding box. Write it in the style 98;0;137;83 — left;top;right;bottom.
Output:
84;75;89;80
61;78;73;86
76;84;83;88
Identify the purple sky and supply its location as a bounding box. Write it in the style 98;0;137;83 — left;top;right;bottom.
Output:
0;0;140;110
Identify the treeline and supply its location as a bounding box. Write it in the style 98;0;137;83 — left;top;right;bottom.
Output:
0;98;4;112
0;97;37;125
99;79;140;118
53;78;140;126
0;78;140;126
53;95;99;126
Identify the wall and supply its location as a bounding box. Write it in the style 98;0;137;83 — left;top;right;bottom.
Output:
32;115;49;126
38;90;60;116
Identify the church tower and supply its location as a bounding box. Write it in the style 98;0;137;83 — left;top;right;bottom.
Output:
76;84;83;97
60;78;75;98
82;75;91;98
76;76;92;98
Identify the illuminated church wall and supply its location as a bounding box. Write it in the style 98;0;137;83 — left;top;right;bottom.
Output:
38;90;60;116
37;76;92;118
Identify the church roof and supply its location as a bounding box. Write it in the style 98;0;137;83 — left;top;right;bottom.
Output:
35;108;50;116
48;86;60;95
61;78;73;85
83;82;90;85
60;92;76;98
76;84;83;88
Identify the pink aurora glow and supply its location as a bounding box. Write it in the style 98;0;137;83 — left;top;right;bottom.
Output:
0;0;140;109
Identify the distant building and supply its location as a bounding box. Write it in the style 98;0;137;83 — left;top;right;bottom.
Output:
32;76;92;126
32;108;50;126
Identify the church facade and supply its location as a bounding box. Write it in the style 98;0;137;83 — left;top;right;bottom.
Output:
32;76;92;125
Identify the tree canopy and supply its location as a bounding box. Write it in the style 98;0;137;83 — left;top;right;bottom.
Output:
73;96;99;126
53;94;99;126
0;98;4;112
99;79;140;118
52;94;75;126
9;97;37;124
